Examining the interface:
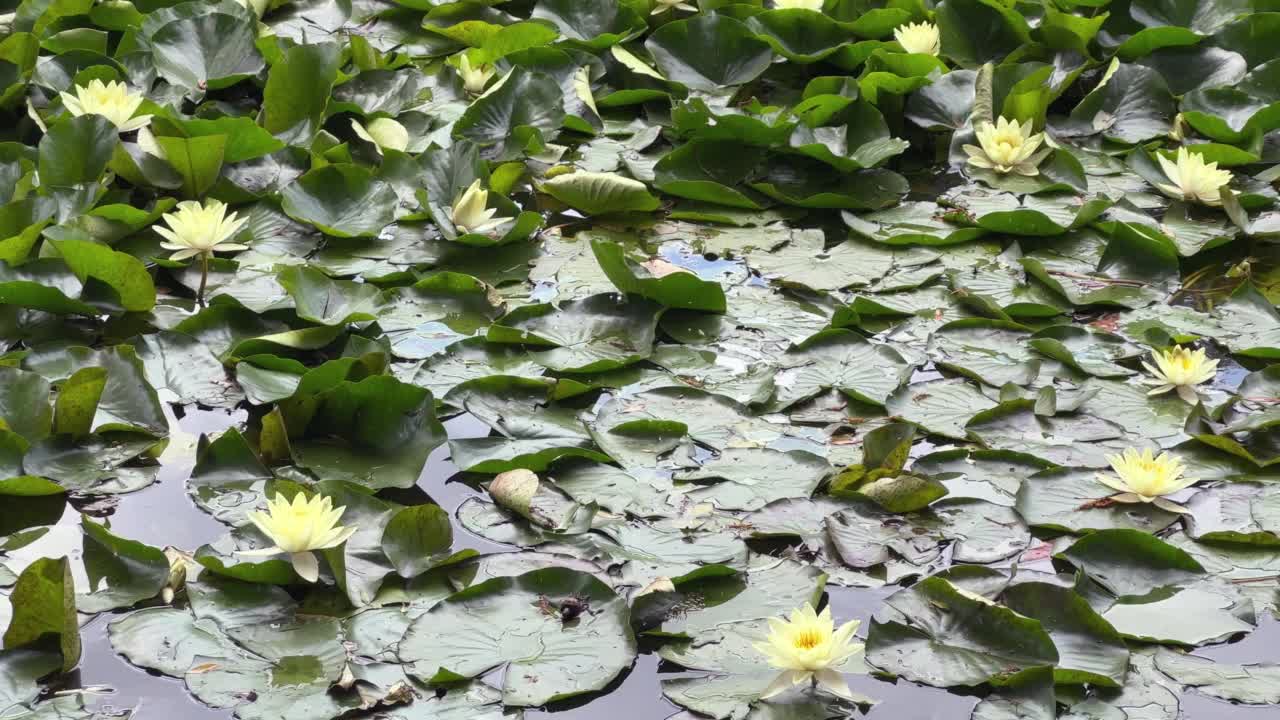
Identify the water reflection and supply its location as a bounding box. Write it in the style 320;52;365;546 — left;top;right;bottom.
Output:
58;405;243;719
96;405;241;549
527;653;673;720
1182;617;1280;720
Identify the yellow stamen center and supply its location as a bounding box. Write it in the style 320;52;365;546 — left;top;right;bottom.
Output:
794;629;822;650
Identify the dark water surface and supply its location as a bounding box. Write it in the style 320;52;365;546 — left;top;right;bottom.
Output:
60;407;1278;720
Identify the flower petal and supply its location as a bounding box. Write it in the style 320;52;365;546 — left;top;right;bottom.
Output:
1175;385;1200;404
1152;497;1192;514
291;551;321;582
759;670;809;700
814;668;855;700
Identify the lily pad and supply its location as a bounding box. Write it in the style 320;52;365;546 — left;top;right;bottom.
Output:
866;575;1059;688
398;567;636;706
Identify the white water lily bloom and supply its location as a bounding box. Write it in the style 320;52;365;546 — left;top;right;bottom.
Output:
243;493;357;582
153;200;249;261
154;200;249;262
351;117;409;153
457;54;496;95
775;0;823;9
651;0;696;14
59;79;152;132
1156;147;1232;206
1142;345;1218;403
893;21;940;55
753;603;862;701
963;117;1047;176
1096;448;1198;514
451;179;510;235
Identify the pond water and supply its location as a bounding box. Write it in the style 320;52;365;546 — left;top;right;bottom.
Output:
56;406;1276;720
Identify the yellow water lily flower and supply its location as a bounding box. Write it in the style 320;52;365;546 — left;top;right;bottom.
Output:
1095;448;1198;514
59;79;152;132
457;54;496;95
963;117;1048;176
154;199;249;306
154;200;249;262
451;179;511;235
894;21;940;56
651;0;696;14
351;117;409;153
243;493;358;582
1142;345;1218;404
161;547;194;604
753;603;862;701
775;0;823;9
1156;147;1232;206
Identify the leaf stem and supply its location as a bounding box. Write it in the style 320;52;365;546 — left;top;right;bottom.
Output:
198;253;209;308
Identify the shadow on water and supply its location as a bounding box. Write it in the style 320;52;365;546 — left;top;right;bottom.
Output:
58;406;1280;720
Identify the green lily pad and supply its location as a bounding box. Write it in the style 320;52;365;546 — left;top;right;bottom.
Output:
280;164;398;238
866;575;1059;687
398;567;636;706
645;14;774;92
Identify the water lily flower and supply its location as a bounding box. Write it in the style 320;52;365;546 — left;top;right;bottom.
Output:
59;79;152;132
1095;448;1198;514
457;54;496;95
963;117;1047;176
893;21;940;56
753;603;862;701
451;179;510;235
242;493;357;582
1142;345;1218;403
154;200;249;262
161;547;194;604
1156;147;1232;206
651;0;696;14
153;199;248;305
351;117;409;153
775;0;823;9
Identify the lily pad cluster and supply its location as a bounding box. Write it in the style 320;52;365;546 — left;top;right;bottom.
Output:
1;0;1280;719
